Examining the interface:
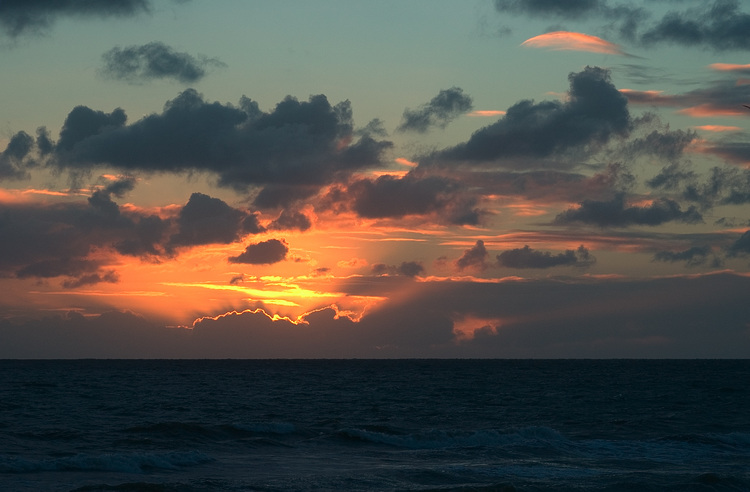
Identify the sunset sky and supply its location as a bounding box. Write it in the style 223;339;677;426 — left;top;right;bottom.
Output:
1;0;750;358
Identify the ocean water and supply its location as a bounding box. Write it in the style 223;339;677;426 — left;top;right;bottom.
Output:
1;360;748;491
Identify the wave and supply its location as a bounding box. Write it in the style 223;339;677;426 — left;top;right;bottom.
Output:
337;425;570;450
123;420;296;441
0;450;212;474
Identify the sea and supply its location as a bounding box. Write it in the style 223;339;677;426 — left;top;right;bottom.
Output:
1;359;748;491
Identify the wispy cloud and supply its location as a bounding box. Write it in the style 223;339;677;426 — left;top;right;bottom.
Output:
521;31;630;56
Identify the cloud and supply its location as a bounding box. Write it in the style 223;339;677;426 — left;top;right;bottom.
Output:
709;63;750;75
640;0;750;51
652;246;715;267
371;261;425;277
4;273;750;358
497;245;595;269
455;240;489;271
622;81;750;116
332;173;481;225
494;0;606;19
45;90;392;193
521;31;629;56
396;87;473;133
0;184;169;286
554;193;703;227
496;0;750;52
728;230;750;256
168;192;263;249
0;0;150;38
421;67;631;168
268;209;312;232
100;42;225;84
228;239;289;265
0;131;35;180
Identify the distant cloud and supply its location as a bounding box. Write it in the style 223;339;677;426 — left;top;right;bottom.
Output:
494;0;605;19
455;240;489;271
521;31;629;56
229;239;289;265
652;246;715;267
0;0;150;38
371;261;425;277
555;193;703;227
622;82;750;117
333;173;481;225
397;87;473;133
100;42;225;84
467;110;506;117
497;245;595;269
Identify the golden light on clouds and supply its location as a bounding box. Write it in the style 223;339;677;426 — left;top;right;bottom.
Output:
521;31;627;56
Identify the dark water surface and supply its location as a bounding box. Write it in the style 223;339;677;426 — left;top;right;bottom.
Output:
1;360;748;491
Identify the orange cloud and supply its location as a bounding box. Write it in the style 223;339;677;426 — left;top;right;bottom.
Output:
521;31;627;56
467;110;506;117
694;125;742;132
395;157;418;167
678;104;748;117
709;63;750;72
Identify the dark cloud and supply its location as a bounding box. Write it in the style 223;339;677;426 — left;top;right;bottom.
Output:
494;0;605;19
371;261;425;277
100;42;224;84
0;131;34;180
652;246;716;267
421;67;631;168
455;240;489;271
497;245;595;269
702;140;750;167
647;162;697;191
618;127;696;163
62;270;119;289
396;87;473;133
335;173;481;225
4;273;750;358
640;0;750;51
168;192;262;249
554;192;703;227
681;167;750;209
728;230;750;256
495;0;750;52
268;209;312;232
0;189;167;286
622;80;750;115
228;239;288;265
0;0;150;38
252;184;319;209
46;90;391;192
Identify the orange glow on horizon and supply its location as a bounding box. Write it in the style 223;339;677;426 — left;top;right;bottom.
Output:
521;31;627;56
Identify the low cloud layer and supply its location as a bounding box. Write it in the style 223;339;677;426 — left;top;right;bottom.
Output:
2;273;748;358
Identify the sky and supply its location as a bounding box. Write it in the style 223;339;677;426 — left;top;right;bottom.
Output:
1;0;750;358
